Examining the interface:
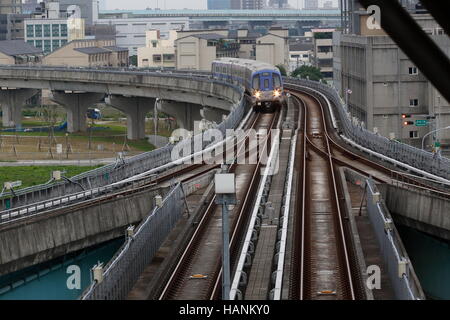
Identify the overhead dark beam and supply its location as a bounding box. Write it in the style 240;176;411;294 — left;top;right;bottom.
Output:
357;0;450;105
419;0;450;36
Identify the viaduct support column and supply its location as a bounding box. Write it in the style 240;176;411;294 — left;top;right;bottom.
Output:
158;100;203;132
51;91;105;133
106;95;155;140
0;88;38;129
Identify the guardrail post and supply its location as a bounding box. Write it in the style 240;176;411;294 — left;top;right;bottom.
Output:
398;259;408;278
92;263;104;284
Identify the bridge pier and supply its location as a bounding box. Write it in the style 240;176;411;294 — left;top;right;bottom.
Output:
51;91;105;133
106;95;155;140
158;100;203;131
0;88;37;129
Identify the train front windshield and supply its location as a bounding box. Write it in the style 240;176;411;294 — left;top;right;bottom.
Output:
253;72;282;91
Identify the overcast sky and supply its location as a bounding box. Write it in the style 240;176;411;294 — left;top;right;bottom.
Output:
104;0;339;10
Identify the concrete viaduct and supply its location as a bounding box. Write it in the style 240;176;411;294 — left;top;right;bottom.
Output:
0;66;242;140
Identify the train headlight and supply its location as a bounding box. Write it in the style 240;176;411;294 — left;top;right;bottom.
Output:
273;89;281;97
254;90;261;99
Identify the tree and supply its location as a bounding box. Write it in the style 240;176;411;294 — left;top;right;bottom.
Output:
276;64;287;77
129;55;137;66
291;65;323;81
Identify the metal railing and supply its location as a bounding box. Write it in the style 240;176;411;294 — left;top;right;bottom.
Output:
80;183;184;300
284;78;450;181
365;178;425;300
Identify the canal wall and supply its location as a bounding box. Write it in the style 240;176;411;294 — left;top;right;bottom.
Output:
379;185;450;241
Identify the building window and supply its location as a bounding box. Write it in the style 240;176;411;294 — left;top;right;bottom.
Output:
153;54;162;62
318;46;332;53
52;39;60;50
35;40;42;49
26;25;34;38
163;54;174;61
61;39;67;46
409;131;418;138
27;40;34;46
408;67;418;75
44;40;51;52
151;40;158;48
44;24;50;37
60;24;67;37
34;24;42;37
409;99;419;107
52;24;60;37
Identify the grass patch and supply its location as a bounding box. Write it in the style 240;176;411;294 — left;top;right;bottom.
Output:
0;165;102;189
0;118;170;152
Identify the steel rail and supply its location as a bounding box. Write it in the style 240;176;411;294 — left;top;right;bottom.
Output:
209;111;280;300
291;90;356;300
285;81;450;191
158;111;264;299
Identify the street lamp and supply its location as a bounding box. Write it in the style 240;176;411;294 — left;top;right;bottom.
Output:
214;171;236;300
422;126;450;151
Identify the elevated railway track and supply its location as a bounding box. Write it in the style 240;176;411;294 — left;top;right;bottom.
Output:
2;77;447;300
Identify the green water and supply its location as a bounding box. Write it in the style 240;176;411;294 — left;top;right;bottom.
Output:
397;224;450;300
0;238;124;300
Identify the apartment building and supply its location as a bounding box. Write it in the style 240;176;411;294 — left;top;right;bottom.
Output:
255;27;289;67
289;43;313;72
175;32;239;71
312;28;335;81
174;27;288;71
138;29;176;68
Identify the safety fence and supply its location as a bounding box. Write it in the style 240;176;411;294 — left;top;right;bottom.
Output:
284;78;450;181
365;178;424;300
0;93;247;210
80;183;184;300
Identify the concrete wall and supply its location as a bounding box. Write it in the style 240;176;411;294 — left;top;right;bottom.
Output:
0;186;163;276
256;33;288;67
176;36;216;71
0;67;242;110
43;43;88;66
43;39;126;67
380;184;450;241
0;51;14;64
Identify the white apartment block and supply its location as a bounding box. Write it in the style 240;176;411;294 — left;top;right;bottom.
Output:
137;30;176;68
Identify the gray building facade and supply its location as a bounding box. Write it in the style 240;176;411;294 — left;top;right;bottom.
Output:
333;14;450;149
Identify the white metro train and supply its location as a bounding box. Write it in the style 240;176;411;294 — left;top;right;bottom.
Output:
212;58;285;111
